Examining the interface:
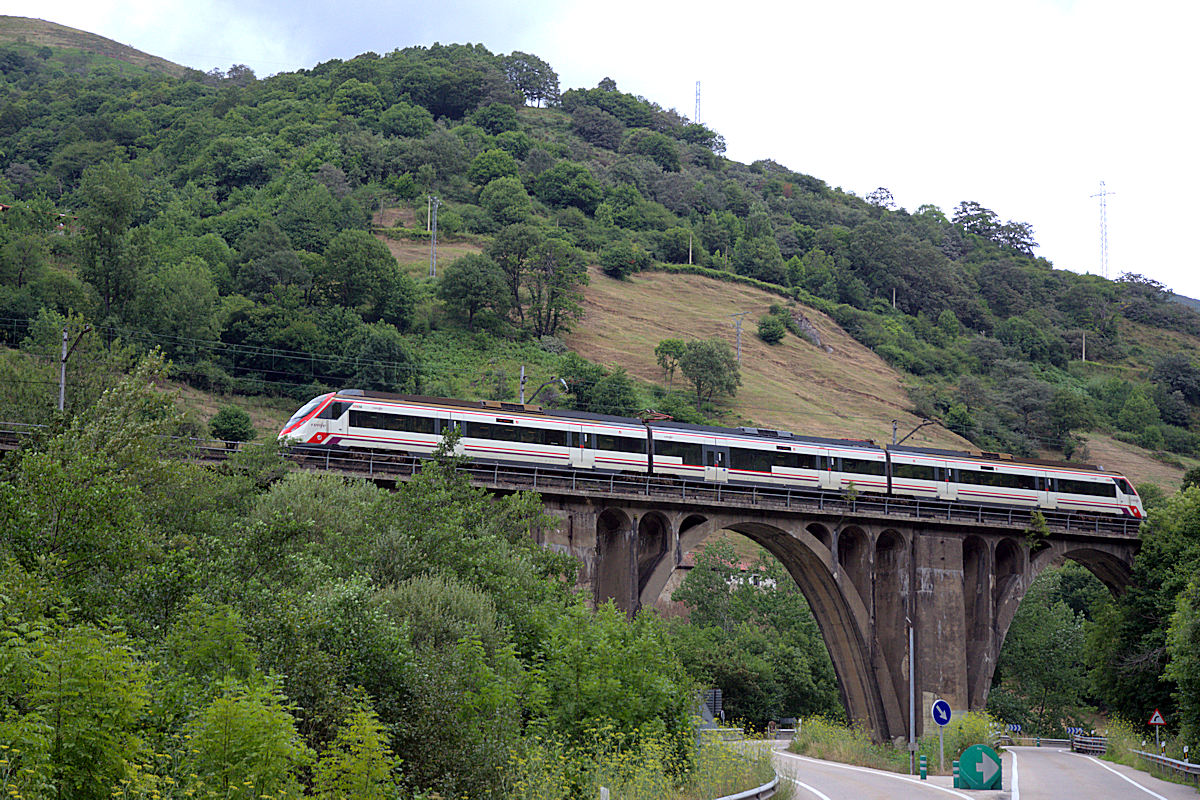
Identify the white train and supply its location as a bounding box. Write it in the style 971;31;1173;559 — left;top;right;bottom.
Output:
279;390;1146;519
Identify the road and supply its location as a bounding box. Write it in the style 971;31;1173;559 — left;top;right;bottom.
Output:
773;743;1198;800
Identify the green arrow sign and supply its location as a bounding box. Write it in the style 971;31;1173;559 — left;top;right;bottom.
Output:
959;744;1002;790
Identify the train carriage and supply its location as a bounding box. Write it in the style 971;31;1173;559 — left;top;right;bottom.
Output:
280;391;1144;519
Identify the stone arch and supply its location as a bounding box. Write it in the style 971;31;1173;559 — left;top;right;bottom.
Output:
962;535;991;710
636;512;671;597
670;515;903;740
807;522;832;554
873;529;908;720
595;507;635;612
837;526;870;607
1032;545;1133;597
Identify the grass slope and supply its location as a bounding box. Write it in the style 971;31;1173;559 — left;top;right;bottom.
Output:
0;15;190;76
567;266;969;449
566;266;1188;489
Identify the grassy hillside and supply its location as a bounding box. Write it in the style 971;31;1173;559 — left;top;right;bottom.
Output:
568;266;968;448
0;16;190;76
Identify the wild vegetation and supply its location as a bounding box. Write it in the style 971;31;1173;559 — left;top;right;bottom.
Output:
2;17;1200;789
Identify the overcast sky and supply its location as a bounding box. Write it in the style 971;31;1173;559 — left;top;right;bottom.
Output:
10;0;1200;298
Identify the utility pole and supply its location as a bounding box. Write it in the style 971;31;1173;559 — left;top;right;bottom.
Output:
58;324;92;412
730;311;748;364
428;195;440;278
519;365;526;403
1090;181;1115;279
694;80;701;124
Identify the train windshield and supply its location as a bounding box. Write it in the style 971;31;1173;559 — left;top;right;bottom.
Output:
282;395;326;431
1115;477;1136;497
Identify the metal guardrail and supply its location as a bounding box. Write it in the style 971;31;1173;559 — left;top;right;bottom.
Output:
714;775;778;800
1070;734;1107;755
0;421;1142;538
1133;750;1200;785
1009;736;1071;747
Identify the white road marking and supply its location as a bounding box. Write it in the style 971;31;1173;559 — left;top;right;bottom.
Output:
1081;754;1171;800
776;748;974;799
1010;750;1019;800
786;776;834;800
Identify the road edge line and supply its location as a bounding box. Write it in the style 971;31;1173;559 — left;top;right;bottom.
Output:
775;748;974;799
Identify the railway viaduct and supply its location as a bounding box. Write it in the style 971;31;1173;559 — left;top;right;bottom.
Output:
292;449;1140;743
0;426;1141;743
529;483;1138;743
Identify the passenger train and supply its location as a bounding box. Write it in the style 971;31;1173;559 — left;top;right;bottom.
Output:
279;390;1145;519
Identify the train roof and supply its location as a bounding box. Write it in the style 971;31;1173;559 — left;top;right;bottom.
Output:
888;443;1107;473
648;419;881;449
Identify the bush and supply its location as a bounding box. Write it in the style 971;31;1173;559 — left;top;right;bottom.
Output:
757;314;786;344
210;405;255;443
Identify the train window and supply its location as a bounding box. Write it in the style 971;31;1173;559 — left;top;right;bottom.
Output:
544;429;568;447
958;469;1036;490
317;401;350;420
1115;478;1134;496
350;411;441;434
1058;478;1117;497
841;458;886;476
730;447;774;472
655;439;703;464
595;434;647;453
893;463;936;481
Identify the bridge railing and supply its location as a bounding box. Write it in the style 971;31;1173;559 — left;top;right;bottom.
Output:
284;445;1140;537
0;422;1140;537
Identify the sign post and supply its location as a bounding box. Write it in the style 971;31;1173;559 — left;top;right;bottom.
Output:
1149;708;1166;751
931;698;952;771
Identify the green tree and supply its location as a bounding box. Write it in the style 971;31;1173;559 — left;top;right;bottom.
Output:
479;176;533;226
524;236;588;337
501;51;559;106
533;161;602;214
312;704;400;800
655;338;686;388
541;602;695;746
469;102;520;133
187;679;313;800
350;323;422;392
318;229;396;310
486;223;540;324
468;148;520;185
1167;577;1200;748
380;100;434;137
679;338;741;406
210;405;255;444
333;78;384;117
987;569;1087;735
77;160;143;319
437;253;510;330
31;626;152;800
599;239;652;279
670;540;841;725
1086;488;1200;724
732;235;786;284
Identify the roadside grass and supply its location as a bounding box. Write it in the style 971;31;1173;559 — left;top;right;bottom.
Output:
1101;718;1198;788
509;730;788;800
788;712;999;776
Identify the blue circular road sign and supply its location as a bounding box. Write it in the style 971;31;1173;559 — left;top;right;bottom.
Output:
931;699;952;727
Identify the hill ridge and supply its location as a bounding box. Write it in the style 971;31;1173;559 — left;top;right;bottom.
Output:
0;15;190;76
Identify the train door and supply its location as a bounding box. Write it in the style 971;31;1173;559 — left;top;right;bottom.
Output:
704;445;729;482
576;430;595;469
